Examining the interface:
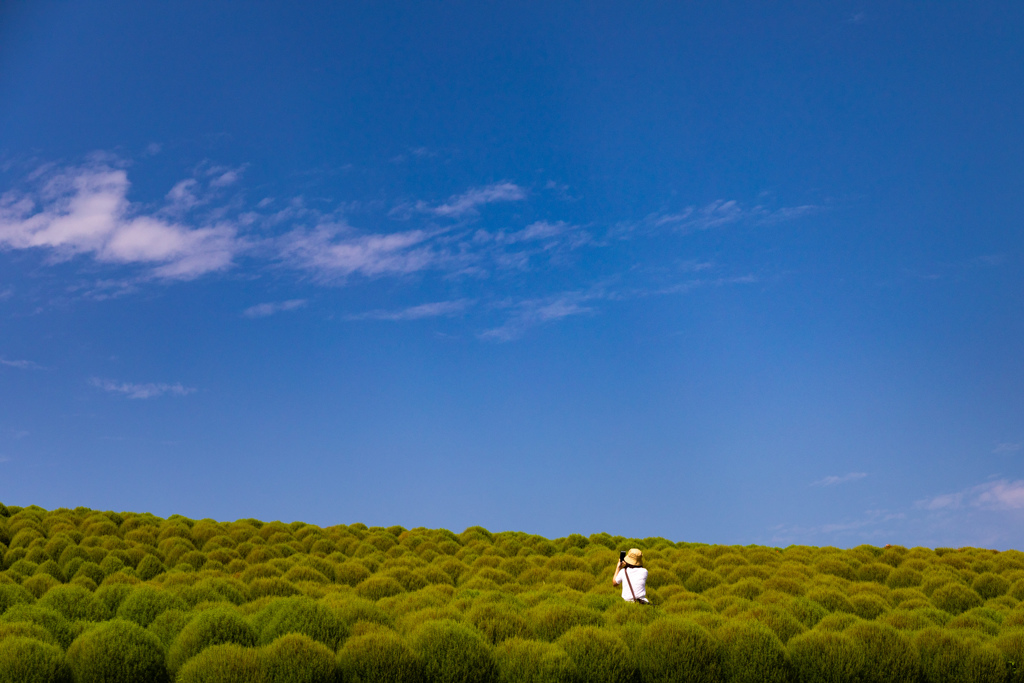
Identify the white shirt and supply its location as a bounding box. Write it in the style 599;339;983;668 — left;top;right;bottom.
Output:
613;565;648;601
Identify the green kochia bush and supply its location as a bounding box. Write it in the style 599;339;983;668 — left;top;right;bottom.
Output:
914;627;1006;683
634;618;723;683
262;633;337;683
493;637;574;683
337;629;424;683
844;621;919;683
787;630;865;683
718;619;789;683
37;584;111;622
167;607;258;674
526;601;604;642
66;618;169;683
0;604;75;649
0;583;33;616
410;619;497;683
0;636;71;683
556;626;630;683
175;643;262;683
117;585;186;627
255;596;348;650
930;583;984;615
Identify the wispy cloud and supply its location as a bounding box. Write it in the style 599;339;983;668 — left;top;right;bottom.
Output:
278;225;439;280
348;299;473;321
812;472;867;487
243;299;307;318
479;292;597;341
623;200;818;237
919;479;1024;512
420;182;526;218
91;377;196;399
993;442;1021;454
0;163;241;279
0;357;45;370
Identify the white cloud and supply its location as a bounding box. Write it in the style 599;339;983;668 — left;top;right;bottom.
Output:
918;479;1024;511
0;357;44;370
348;299;473;321
91;377;196;399
993;442;1022;454
278;225;437;279
422;182;526;218
0;165;241;279
479;292;596;341
628;200;818;236
812;472;867;487
243;299;308;318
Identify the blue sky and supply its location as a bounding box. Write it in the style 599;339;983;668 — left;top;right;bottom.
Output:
1;1;1023;548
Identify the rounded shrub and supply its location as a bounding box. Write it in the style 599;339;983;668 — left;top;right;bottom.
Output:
684;568;723;593
355;575;406;601
117;585;186;627
0;636;71;683
877;609;935;631
844;621;919;683
22;574;60;599
885;567;923;589
930;583;984;615
466;601;531;645
257;596;348;650
850;593;890;620
333;562;371;588
718;619;789;683
250;578;304;599
66;618;169;683
0;621;57;645
175;643;262;683
556;625;630;683
992;629;1024;683
262;633;337;683
0;583;33;615
913;627;1006;683
410;619;497;683
526;601;603;642
0;604;74;648
337;629;424;683
167;606;259;674
973;572;1011;600
633;617;723;683
37;584;111;622
788;630;865;683
807;587;856;614
740;605;806;644
787;596;829;628
858;563;893;584
493;637;573;683
147;608;191;648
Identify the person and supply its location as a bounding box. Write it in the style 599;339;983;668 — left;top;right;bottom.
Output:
612;548;650;604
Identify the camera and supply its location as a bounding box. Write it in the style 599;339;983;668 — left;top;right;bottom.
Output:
619;550;627;562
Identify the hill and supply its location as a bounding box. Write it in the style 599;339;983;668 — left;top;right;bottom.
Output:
1;502;1022;682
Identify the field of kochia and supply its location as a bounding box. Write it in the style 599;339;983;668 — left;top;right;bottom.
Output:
1;504;1024;683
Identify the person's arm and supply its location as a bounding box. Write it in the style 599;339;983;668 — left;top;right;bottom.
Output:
611;560;625;586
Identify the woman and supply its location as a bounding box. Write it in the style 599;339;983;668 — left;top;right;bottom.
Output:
612;548;650;604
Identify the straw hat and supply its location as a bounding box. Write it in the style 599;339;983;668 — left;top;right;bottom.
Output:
624;548;643;567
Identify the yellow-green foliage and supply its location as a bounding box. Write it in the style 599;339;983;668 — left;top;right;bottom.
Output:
337;629;424;683
6;502;1024;682
167;607;258;674
0;636;71;683
65;618;168;683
